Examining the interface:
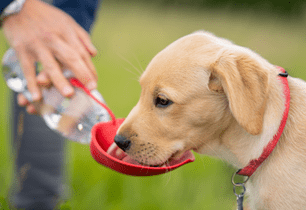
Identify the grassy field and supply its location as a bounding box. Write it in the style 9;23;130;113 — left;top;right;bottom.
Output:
1;1;306;209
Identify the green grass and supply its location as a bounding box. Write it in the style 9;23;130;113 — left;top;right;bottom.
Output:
1;1;306;209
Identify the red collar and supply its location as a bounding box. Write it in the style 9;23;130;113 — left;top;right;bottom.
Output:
237;67;290;177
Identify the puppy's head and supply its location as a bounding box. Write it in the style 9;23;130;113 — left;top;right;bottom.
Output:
115;31;271;166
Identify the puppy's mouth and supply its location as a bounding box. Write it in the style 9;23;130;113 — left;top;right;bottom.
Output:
107;142;193;168
137;150;183;167
139;162;165;167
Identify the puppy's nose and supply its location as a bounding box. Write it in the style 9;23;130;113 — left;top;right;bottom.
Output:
114;135;131;152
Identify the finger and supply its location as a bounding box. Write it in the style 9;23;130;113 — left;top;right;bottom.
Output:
17;48;41;101
37;71;52;87
62;30;98;81
26;104;38;115
49;37;97;90
73;23;97;57
17;93;29;107
35;45;75;97
82;51;98;80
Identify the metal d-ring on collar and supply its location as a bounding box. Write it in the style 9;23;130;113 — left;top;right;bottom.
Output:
232;169;249;186
232;169;249;210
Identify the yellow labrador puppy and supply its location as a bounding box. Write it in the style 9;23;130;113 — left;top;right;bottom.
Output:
113;31;306;209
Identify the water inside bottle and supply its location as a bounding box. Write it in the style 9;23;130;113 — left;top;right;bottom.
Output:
41;88;109;144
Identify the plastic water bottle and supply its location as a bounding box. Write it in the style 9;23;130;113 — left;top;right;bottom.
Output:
2;48;110;144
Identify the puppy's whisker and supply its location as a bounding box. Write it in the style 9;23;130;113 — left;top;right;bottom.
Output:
162;159;172;187
132;52;145;74
138;156;147;174
154;155;160;166
123;67;139;78
188;141;207;170
126;76;141;83
117;53;142;77
203;142;227;165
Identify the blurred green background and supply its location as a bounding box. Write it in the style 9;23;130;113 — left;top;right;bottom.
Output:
1;0;306;209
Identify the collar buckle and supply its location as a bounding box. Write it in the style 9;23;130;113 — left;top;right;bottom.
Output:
278;71;289;77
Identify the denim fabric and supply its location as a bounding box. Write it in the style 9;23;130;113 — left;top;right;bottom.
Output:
0;0;13;14
53;0;101;32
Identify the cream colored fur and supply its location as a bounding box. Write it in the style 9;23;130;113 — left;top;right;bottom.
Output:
116;31;306;209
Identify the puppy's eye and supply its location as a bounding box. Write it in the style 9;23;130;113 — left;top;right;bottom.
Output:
155;95;173;108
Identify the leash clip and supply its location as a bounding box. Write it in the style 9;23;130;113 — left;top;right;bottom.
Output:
233;183;245;210
232;169;249;210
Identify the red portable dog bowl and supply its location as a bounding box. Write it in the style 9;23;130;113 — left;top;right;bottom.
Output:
90;119;195;176
70;78;195;176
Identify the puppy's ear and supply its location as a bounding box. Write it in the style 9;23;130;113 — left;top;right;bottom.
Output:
208;49;269;135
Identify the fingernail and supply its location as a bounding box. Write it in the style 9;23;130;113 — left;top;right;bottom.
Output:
26;106;36;115
37;73;47;83
86;82;97;90
91;43;97;51
63;86;74;96
32;92;40;101
90;44;97;56
18;100;26;107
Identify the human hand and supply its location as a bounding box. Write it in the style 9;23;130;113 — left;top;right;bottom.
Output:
2;0;98;114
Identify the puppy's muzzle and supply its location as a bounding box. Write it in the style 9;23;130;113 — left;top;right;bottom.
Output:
114;135;131;152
